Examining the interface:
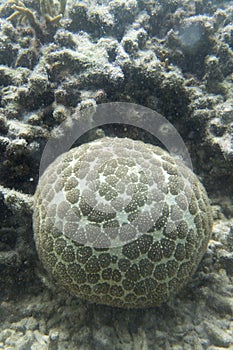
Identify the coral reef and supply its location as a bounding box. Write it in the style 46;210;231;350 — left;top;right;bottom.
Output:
0;0;232;348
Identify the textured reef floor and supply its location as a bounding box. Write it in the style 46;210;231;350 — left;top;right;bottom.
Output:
0;0;233;349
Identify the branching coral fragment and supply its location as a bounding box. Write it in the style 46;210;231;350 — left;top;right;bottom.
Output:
6;0;67;42
59;0;67;16
7;2;37;26
39;0;64;24
7;1;44;40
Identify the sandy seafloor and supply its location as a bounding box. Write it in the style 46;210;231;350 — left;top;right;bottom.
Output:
0;0;233;349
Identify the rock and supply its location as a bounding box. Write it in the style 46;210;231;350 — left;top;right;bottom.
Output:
204;322;232;348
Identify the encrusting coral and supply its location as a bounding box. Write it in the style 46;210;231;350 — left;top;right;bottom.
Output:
33;137;213;308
